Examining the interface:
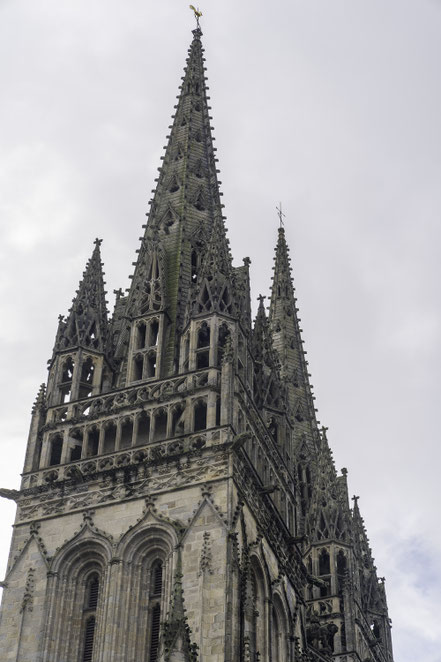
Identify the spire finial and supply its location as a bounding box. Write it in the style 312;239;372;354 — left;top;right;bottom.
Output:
189;4;203;29
276;202;286;229
94;237;103;247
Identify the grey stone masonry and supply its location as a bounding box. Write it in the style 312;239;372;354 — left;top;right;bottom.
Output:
0;26;393;662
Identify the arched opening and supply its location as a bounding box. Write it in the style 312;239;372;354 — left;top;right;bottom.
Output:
153;409;168;441
171;404;185;436
136;322;147;349
194;400;207;432
337;550;347;593
196;322;210;369
248;561;266;660
146;352;157;379
60;356;74;403
319;548;331;597
319;549;330;575
79;357;95;399
149;319;159;347
69;428;83;461
133;355;144;381
272;596;288;662
120;419;134;449
136;411;151;445
80;358;94;385
49;434;63;466
87;428;99;457
103;422;117;453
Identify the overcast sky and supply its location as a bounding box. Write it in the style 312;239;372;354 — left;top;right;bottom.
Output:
1;1;440;659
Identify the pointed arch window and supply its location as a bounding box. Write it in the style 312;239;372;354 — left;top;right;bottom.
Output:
103;422;117;453
171;403;186;436
59;356;75;403
272;596;288;662
79;357;95;399
49;434;63;466
86;427;100;457
136;411;151;445
318;548;331;597
196;322;210;369
194;399;207;432
248;561;266;660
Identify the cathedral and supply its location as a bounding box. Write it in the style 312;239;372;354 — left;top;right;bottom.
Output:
0;26;394;662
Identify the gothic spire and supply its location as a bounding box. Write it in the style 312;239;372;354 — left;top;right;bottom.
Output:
54;239;108;354
191;212;234;316
269;227;318;446
123;27;226;372
251;296;285;410
306;428;351;543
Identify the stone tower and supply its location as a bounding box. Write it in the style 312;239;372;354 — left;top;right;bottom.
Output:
0;27;394;662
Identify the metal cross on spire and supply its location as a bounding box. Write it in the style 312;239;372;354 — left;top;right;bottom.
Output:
189;4;203;28
276;202;286;228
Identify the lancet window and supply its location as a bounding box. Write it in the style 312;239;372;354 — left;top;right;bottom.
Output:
271;596;288;662
49;433;63;466
196;322;210;369
59;356;75;403
248;560;267;661
136;411;151;445
86;427;100;457
131;318;160;383
318;548;331;597
193;399;207;432
68;428;83;461
79;357;95;399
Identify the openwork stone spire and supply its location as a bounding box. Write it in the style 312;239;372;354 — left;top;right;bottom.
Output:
269;227;318;447
121;28;225;371
54;239;108;353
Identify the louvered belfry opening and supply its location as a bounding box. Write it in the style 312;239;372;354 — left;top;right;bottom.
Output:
83;616;96;662
82;574;100;662
148;561;163;662
149;604;161;662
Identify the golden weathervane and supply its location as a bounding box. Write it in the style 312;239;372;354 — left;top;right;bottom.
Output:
189;5;203;27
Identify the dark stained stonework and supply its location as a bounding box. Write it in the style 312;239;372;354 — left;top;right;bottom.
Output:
0;27;393;662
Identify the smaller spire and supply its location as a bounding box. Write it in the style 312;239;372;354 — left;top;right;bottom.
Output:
268;226;318;444
54;239;108;353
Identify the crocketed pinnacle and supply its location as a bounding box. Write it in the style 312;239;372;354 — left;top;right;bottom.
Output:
163;551;198;661
54;239;108;353
252;296;284;409
269;227;318;447
307;428;350;543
